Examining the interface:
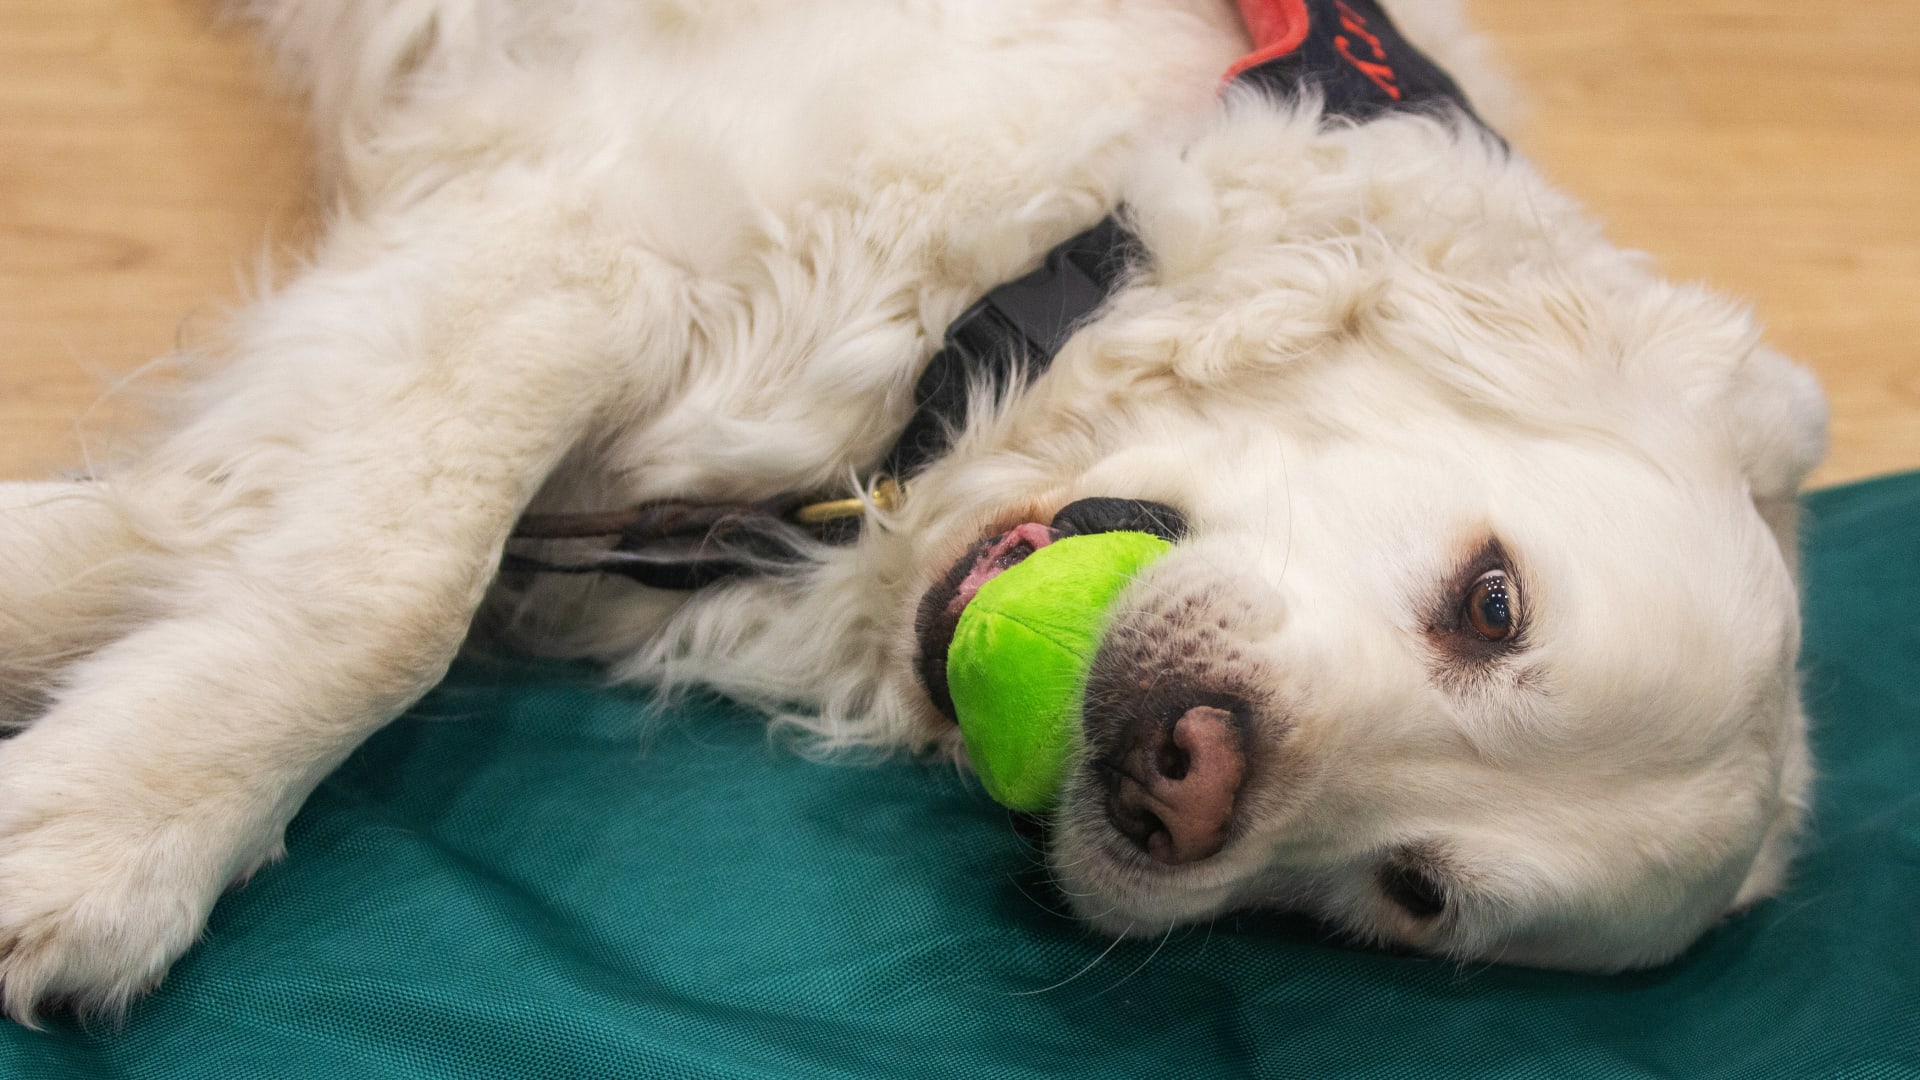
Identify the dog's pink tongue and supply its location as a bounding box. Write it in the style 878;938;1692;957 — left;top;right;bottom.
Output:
948;523;1058;619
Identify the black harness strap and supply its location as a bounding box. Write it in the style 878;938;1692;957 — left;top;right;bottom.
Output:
881;218;1142;482
506;0;1483;589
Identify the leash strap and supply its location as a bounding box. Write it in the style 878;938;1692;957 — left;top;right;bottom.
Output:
504;496;818;590
507;0;1482;588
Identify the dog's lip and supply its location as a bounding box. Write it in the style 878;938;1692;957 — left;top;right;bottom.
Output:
945;523;1059;621
913;522;1060;719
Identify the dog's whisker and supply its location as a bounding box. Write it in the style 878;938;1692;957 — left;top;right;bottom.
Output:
1098;920;1179;996
1005;923;1133;997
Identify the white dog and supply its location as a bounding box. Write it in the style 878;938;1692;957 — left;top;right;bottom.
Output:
0;0;1826;1023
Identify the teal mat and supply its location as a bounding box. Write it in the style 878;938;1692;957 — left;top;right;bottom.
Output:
4;474;1918;1078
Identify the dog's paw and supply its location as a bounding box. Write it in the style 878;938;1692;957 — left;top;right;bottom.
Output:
0;739;268;1027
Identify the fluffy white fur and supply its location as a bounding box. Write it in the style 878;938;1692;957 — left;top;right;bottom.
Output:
0;0;1825;1023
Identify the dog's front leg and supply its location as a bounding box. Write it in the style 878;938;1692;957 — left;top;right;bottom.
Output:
0;241;632;1024
0;483;150;727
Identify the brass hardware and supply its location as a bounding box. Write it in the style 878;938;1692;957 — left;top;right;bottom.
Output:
791;478;903;525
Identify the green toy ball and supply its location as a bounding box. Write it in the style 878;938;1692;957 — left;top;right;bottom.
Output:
946;530;1172;811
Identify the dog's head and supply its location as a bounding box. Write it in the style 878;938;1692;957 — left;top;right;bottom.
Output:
893;111;1825;972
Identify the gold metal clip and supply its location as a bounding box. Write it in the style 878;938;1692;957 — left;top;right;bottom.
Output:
790;478;904;525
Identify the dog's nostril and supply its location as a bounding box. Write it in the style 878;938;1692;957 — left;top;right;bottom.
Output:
1104;795;1166;854
1155;742;1190;781
1101;703;1246;865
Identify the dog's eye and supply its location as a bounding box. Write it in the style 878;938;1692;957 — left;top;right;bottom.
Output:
1463;570;1518;642
1379;860;1448;918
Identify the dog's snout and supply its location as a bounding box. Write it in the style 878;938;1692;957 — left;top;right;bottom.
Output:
1100;703;1246;865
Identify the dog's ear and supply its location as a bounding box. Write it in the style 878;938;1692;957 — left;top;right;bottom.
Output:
1712;346;1823;914
1723;345;1828;506
1618;283;1825;554
1731;685;1814;912
1715;345;1828;563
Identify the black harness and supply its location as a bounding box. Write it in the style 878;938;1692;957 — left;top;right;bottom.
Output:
505;0;1481;589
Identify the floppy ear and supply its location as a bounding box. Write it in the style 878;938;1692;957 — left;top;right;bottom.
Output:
1724;345;1828;509
1720;346;1827;567
1719;348;1824;911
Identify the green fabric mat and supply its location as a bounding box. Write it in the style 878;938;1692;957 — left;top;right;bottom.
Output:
4;473;1918;1078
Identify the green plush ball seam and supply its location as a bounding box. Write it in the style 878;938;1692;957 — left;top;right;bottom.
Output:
945;531;1172;810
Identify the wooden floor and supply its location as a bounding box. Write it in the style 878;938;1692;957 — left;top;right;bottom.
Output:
2;0;1916;486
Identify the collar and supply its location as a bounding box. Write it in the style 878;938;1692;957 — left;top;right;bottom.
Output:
506;0;1485;589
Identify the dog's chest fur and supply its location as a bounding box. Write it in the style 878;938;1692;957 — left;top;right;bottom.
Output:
324;1;1243;508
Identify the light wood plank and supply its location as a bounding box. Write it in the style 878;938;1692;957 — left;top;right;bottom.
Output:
0;0;312;478
1473;0;1920;485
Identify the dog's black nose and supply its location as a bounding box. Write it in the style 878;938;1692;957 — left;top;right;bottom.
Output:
1099;701;1246;865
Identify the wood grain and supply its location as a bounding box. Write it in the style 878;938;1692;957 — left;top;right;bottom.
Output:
0;0;313;478
1473;0;1920;487
2;0;1915;485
